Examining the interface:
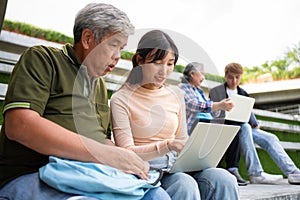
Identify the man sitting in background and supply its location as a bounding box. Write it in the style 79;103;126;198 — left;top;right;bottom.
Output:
209;62;300;184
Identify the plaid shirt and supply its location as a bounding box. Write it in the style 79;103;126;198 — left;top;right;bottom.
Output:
178;83;213;134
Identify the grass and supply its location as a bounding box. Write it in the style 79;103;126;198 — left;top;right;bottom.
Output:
239;148;300;179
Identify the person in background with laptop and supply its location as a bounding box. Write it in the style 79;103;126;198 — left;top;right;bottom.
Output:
110;30;239;200
180;62;285;185
179;62;250;186
209;62;300;185
178;62;234;134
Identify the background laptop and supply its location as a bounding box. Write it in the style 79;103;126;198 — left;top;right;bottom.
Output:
225;94;255;123
169;122;240;173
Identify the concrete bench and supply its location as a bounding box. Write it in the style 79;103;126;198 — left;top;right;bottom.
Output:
253;109;300;151
0;83;7;100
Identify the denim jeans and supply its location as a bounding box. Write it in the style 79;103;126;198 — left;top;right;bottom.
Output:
238;123;263;176
149;154;239;200
161;172;200;200
0;172;171;200
190;168;239;200
252;128;298;176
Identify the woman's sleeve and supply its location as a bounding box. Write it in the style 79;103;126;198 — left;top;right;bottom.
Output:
174;89;189;141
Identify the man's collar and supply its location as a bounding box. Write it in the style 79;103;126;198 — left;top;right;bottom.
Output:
62;44;81;67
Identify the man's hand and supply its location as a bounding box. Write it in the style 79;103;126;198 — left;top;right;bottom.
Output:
101;145;150;180
80;136;150;180
220;98;234;111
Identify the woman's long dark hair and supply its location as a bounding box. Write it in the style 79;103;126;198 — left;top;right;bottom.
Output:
125;30;179;85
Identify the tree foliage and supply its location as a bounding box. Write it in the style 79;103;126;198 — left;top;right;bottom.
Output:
243;43;300;82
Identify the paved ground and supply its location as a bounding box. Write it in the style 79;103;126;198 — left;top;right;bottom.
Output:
239;179;300;200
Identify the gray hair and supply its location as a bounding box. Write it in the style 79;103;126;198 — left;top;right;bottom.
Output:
73;3;135;43
181;62;204;83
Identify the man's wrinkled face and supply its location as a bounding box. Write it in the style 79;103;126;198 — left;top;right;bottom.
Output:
83;33;128;77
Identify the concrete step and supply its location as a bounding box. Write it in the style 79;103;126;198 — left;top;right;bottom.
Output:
239;179;300;200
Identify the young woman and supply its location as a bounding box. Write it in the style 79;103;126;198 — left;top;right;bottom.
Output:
110;30;239;200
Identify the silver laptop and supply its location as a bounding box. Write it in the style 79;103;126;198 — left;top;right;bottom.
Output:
225;94;255;123
169;122;240;173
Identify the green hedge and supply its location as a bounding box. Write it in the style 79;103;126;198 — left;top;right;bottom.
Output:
3;19;73;44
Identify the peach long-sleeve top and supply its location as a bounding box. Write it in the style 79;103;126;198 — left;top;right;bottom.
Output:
110;84;188;161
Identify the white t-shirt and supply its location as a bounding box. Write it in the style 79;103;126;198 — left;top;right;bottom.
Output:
226;88;238;98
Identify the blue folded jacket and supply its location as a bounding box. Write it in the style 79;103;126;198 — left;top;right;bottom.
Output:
39;156;161;200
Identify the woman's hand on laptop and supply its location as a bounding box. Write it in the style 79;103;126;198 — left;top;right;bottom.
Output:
167;139;186;153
